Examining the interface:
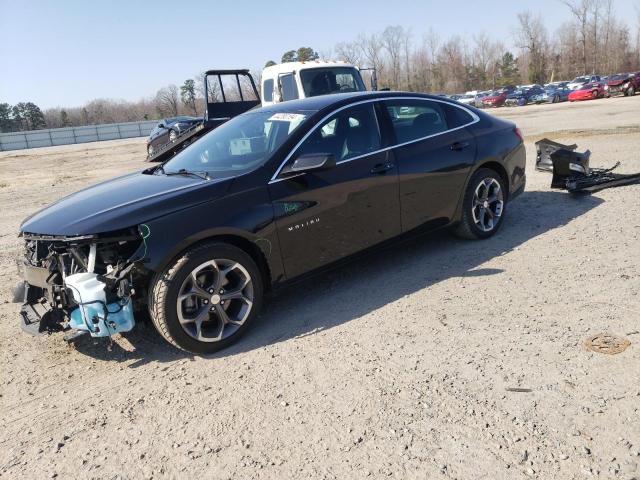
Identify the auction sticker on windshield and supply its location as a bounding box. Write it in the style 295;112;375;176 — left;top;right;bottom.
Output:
268;113;306;122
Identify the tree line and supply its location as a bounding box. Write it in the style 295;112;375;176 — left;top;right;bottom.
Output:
2;0;639;133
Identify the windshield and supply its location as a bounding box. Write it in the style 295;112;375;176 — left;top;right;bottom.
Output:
300;67;366;97
572;76;589;83
160;110;311;178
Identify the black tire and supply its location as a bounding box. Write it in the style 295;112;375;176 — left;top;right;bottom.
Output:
454;168;507;240
149;242;263;354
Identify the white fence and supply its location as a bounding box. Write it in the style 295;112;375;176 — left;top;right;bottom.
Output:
0;120;159;151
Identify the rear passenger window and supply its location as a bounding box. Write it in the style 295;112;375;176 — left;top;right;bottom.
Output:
441;103;475;129
384;100;447;144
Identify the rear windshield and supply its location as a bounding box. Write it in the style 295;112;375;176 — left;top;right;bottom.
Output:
300;67;366;97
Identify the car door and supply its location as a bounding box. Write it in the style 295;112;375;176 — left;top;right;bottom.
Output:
268;102;401;279
380;98;478;232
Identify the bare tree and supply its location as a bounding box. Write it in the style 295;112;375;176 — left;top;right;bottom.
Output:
382;26;405;89
155;84;179;117
356;33;384;85
561;0;594;74
515;11;549;84
335;41;362;65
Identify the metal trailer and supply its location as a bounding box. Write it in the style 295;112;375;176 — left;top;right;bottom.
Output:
146;69;260;163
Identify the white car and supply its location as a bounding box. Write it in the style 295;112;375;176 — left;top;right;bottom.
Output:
567;75;602;90
456;94;477;105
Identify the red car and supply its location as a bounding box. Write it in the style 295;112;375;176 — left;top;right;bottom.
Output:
481;90;509;108
568;82;607;101
606;72;639;96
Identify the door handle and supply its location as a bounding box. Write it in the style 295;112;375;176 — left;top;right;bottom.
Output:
450;141;470;151
370;162;395;174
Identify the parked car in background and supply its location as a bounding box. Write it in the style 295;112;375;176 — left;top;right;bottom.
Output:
534;84;573;103
456;93;477;105
568;82;607;101
606;73;639;96
505;85;545;106
481;90;509;107
567;75;602;90
147;116;202;156
474;91;493;108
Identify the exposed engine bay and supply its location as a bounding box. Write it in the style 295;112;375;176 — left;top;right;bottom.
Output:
18;226;150;340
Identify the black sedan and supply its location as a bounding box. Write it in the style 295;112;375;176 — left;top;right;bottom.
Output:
18;92;526;354
146;116;202;157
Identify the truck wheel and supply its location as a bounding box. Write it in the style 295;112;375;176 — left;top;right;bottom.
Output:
454;168;506;240
149;242;263;354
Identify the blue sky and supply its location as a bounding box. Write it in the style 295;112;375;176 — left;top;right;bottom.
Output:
1;0;638;108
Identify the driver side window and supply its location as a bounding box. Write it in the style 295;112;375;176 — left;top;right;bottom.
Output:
294;104;381;163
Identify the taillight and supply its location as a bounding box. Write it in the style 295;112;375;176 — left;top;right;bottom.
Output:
514;127;524;142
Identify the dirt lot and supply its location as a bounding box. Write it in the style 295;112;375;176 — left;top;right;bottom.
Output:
1;96;639;480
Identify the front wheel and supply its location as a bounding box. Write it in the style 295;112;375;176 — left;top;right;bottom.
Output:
149;242;263;354
454;168;506;240
628;86;636;96
168;129;178;142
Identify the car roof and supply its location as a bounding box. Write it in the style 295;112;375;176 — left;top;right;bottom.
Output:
258;91;456;114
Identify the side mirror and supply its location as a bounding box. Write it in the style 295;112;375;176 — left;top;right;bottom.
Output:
281;153;335;177
158;123;165;129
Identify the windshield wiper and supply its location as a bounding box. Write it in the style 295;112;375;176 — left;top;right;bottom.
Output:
164;168;210;180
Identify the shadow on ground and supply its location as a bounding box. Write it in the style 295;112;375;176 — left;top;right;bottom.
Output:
72;190;603;365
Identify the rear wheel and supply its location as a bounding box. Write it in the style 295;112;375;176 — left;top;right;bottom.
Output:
628;86;636;96
147;144;154;157
168;129;178;142
454;168;506;240
553;94;560;103
149;242;263;354
591;89;598;99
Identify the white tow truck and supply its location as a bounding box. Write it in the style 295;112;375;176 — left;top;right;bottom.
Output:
260;60;377;106
147;61;377;162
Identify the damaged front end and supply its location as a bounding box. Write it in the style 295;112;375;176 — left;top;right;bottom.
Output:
17;226;149;340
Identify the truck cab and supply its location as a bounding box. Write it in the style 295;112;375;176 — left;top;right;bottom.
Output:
261;61;373;107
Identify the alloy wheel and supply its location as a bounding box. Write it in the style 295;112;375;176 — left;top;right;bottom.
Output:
169;130;177;142
176;259;254;342
471;178;504;232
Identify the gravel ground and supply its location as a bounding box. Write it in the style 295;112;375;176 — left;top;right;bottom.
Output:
0;95;639;480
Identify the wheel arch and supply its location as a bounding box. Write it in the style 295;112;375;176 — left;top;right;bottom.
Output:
475;160;510;197
149;232;274;293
